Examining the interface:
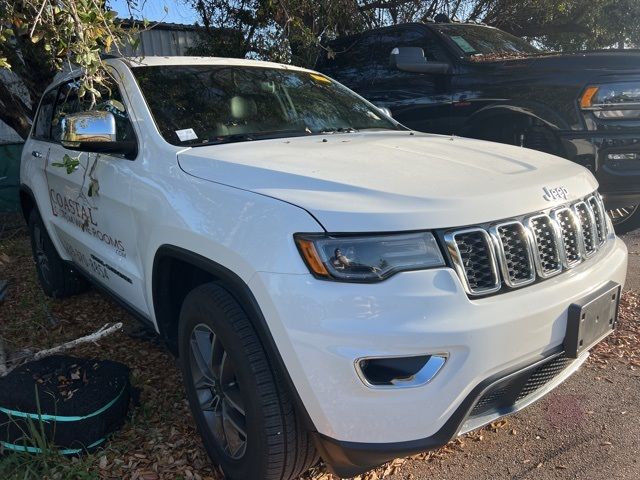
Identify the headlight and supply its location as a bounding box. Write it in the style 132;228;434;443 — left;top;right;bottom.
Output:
294;232;445;282
580;83;640;119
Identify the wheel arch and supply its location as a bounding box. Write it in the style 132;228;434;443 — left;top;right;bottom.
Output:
460;104;572;159
151;244;317;430
460;103;570;136
19;184;38;223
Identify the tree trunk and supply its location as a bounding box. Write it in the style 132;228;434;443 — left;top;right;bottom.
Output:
0;81;32;140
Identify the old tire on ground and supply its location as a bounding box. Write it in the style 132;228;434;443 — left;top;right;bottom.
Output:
28;209;89;298
178;283;318;480
608;204;640;235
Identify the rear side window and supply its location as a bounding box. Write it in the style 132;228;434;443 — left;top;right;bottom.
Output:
32;89;57;140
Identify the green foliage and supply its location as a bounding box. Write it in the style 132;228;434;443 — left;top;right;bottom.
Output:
52;154;80;174
189;0;640;67
0;1;136;121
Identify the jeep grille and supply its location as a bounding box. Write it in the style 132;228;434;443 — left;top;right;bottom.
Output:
445;194;610;296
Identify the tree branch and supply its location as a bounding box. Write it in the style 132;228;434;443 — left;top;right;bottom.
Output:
0;322;123;378
0;80;33;139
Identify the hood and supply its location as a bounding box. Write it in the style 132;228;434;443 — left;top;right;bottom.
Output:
177;131;597;232
478;50;640;75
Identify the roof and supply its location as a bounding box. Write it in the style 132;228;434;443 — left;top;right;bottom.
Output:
326;21;494;46
115;56;313;73
48;56;315;90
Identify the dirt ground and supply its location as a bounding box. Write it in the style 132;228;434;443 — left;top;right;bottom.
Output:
0;216;638;480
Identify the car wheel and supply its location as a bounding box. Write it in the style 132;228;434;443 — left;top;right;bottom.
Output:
178;283;318;480
28;209;89;298
608;204;640;234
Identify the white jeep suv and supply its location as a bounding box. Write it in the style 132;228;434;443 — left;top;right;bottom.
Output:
20;56;627;479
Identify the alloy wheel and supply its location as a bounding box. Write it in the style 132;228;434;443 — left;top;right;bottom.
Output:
608;204;639;226
189;324;247;460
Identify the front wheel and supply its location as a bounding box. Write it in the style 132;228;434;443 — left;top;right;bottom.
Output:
608;204;640;234
178;283;317;480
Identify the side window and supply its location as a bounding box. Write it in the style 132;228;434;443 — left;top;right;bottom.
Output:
51;79;135;144
318;33;378;88
378;27;448;64
32;89;57;140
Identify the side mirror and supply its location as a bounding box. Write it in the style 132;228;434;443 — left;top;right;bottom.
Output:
376;106;393;118
61;111;137;158
390;47;450;74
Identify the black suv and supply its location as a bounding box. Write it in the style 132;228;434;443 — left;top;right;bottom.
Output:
317;20;640;233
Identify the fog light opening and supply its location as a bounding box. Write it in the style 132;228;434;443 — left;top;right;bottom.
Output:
356;354;447;388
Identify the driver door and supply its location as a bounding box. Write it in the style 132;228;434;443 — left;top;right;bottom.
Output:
44;78;149;316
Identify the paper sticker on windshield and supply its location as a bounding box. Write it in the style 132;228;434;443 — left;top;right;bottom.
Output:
176;128;198;142
451;36;476;54
310;73;332;84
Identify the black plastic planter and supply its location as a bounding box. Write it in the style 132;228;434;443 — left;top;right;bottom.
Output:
0;355;130;455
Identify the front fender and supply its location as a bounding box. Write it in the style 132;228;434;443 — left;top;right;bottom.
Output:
461;102;572;134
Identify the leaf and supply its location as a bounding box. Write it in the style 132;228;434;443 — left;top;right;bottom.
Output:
88;179;99;197
53;155;81;174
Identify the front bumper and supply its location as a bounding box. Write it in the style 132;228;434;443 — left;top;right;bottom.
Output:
314;348;588;477
248;237;627;475
561;131;640;205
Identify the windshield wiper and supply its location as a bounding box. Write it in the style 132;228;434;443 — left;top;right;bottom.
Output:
187;129;311;147
319;127;358;134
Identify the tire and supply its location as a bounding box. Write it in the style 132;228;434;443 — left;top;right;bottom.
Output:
608;204;640;235
468;117;563;157
519;124;563;157
28;209;89;298
178;283;318;480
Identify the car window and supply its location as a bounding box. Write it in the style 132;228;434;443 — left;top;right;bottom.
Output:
431;24;540;58
51;79;136;144
314;32;380;89
378;27;448;63
132;65;401;146
32;88;57;140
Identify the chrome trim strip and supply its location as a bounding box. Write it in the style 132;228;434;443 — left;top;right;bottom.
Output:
524;214;564;279
587;195;606;246
354;354;448;389
597;193;610;237
489;221;536;288
550;207;584;268
574;201;598;258
444;228;501;296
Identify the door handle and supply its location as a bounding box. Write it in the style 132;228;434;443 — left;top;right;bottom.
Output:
32;150;43;158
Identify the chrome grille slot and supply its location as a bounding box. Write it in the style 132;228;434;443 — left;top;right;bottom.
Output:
445;229;500;295
444;192;609;297
552;208;583;267
525;214;563;278
574;201;597;257
588;195;607;245
491;222;535;287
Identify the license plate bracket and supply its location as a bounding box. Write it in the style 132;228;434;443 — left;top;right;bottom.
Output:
564;281;620;359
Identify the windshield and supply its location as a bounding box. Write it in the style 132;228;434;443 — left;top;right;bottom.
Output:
432;24;540;59
132;65;400;146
